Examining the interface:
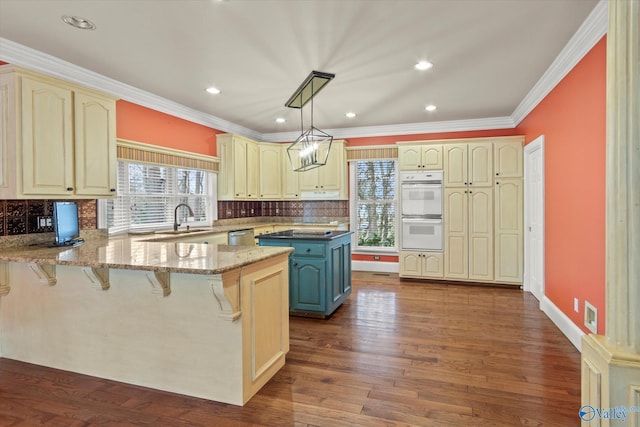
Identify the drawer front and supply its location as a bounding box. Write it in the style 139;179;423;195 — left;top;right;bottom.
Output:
292;242;325;257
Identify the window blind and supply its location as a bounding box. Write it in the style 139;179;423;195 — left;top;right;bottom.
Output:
355;160;397;249
107;161;213;234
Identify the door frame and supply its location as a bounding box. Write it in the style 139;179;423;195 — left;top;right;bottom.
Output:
524;135;545;300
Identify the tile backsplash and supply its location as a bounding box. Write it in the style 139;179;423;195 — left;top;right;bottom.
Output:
0;199;97;236
218;200;348;220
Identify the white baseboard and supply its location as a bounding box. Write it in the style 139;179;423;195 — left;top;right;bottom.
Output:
540;296;585;352
352;261;398;274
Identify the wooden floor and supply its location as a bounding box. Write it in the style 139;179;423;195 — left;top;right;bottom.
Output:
0;272;581;426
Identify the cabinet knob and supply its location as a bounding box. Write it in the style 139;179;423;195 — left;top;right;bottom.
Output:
496;182;500;185
306;248;311;253
236;193;239;196
469;182;473;185
66;187;73;191
293;262;298;267
464;182;468;185
110;188;116;192
496;172;500;176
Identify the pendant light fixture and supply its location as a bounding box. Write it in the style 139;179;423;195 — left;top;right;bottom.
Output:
285;71;335;172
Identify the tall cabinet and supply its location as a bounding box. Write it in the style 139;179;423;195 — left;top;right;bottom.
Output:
443;142;494;281
398;136;523;286
0;65;117;199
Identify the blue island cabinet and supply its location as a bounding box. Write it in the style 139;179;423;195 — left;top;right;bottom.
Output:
258;231;353;317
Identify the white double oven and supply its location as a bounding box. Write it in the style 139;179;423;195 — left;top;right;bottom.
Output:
400;170;443;251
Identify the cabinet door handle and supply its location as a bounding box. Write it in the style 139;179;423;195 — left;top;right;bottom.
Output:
66;187;73;191
110;188;116;192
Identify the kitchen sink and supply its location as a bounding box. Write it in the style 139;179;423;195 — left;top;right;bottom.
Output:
153;228;212;235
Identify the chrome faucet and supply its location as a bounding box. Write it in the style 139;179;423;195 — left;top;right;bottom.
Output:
173;203;195;231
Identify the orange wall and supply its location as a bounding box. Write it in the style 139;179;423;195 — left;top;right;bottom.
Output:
516;37;606;334
116;100;221;156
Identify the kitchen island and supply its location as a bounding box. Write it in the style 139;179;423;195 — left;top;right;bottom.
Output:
258;230;353;317
0;238;293;406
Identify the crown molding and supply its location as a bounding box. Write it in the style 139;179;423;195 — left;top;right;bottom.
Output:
510;0;608;126
261;116;516;143
0;37;263;141
0;0;608;144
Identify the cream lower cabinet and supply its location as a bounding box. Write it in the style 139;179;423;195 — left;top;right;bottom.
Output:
494;178;523;283
444;187;494;281
0;65;117;199
399;251;443;278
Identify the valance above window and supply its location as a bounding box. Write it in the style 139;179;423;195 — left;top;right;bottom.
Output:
117;138;219;173
346;145;397;161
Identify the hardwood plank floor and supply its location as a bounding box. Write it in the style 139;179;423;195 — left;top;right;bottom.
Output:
0;272;581;426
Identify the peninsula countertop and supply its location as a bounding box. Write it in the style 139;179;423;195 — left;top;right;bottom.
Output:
0;237;293;275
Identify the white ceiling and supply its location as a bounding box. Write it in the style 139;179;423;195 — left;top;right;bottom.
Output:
0;0;601;142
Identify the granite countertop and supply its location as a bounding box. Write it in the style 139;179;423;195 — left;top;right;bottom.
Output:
257;230;353;240
0;238;293;275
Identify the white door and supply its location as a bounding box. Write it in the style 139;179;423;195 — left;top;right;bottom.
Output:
524;136;545;302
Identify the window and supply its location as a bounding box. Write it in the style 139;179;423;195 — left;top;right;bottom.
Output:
352;160;397;251
105;161;215;234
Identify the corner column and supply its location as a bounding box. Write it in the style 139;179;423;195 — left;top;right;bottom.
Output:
581;0;640;426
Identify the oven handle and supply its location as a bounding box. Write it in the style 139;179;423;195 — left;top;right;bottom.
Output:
402;217;443;223
401;182;442;187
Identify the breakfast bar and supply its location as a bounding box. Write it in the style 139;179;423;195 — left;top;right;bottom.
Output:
0;238;293;406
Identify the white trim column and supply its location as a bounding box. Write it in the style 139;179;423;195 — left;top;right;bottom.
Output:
581;0;640;425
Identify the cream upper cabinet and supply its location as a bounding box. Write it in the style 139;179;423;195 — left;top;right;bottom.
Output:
246;141;259;199
281;145;300;199
0;66;117;199
217;134;260;200
259;143;282;199
399;251;443;278
398;144;443;170
494;178;523;283
494;140;523;178
73;90;117;196
298;140;347;198
444;143;492;187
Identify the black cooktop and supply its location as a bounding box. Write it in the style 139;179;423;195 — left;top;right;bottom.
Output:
257;230;352;240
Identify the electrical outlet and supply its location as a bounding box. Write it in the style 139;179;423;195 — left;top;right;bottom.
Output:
275;208;279;214
584;301;598;334
37;216;52;228
574;298;579;313
373;255;380;261
251;208;254;214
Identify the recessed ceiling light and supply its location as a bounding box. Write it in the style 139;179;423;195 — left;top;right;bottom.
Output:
425;104;437;112
275;117;286;123
415;61;433;71
345;112;356;118
205;87;221;95
61;15;96;30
